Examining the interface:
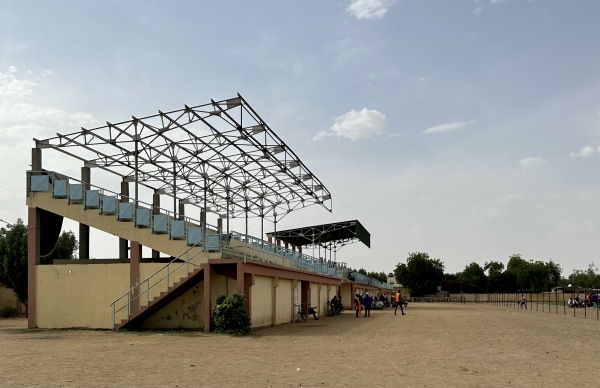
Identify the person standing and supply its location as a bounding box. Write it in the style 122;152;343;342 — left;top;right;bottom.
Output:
354;293;362;317
395;290;405;315
363;292;372;317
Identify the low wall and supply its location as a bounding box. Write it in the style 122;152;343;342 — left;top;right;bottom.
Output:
36;263;130;329
0;285;26;315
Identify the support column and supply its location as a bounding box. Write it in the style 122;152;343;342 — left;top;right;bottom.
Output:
236;262;245;294
244;273;254;318
130;241;141;312
27;207;40;328
203;263;212;332
79;166;90;260
31;148;42;174
272;277;279;326
28;148;42;328
119;181;129;260
152;193;160;259
178;201;185;221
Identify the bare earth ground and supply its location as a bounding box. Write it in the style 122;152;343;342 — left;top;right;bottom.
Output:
1;303;599;388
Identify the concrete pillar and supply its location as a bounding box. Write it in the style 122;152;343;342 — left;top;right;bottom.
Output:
217;218;223;234
244;273;254;317
27;207;40;328
271;277;279;326
79;166;90;260
178;201;185;221
130;241;141;312
119;181;129;260
152;193;160;259
31;148;42;172
203;263;211;332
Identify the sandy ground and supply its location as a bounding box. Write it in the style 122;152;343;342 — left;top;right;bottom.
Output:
1;303;599;388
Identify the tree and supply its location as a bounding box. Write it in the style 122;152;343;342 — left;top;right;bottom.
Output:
567;263;600;289
41;231;79;264
367;271;388;283
441;273;461;293
394;252;445;296
0;219;78;305
0;219;28;304
484;260;505;293
458;262;487;293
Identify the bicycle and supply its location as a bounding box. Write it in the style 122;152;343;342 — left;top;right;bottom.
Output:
295;304;306;323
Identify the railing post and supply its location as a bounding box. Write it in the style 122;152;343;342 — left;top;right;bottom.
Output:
166;263;170;288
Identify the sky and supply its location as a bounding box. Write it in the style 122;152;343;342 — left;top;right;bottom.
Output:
1;0;600;277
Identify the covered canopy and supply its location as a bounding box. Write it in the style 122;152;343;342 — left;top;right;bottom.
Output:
267;220;370;250
34;94;332;221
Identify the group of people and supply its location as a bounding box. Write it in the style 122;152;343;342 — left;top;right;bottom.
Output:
567;294;598;308
354;290;405;317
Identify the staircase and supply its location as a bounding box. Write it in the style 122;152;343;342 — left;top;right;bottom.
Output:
27;171;223;329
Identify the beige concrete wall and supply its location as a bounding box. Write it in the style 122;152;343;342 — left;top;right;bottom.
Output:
36;263;129;329
250;275;273;328
341;283;353;309
140;282;204;330
318;284;328;316
275;278;293;325
210;273;237;306
0;285;25;315
310;282;319;312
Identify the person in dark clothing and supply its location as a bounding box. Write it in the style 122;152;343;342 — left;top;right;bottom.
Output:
308;306;319;320
395;291;405;315
363;292;372;317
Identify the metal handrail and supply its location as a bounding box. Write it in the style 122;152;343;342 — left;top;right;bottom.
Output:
110;236;208;327
227;230;346;278
26;170;220;232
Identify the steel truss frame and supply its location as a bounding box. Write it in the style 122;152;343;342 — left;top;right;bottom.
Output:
267;220;370;253
34;94;332;221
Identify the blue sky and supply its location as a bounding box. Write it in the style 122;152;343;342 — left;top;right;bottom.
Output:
2;0;600;277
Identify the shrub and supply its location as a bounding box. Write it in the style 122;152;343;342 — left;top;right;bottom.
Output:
0;306;18;318
211;293;251;335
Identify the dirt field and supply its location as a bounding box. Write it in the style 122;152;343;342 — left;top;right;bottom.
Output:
1;303;599;387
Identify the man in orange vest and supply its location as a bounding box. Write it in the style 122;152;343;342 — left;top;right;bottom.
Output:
395;290;405;315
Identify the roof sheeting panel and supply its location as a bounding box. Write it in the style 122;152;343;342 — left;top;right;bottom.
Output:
267;220;370;249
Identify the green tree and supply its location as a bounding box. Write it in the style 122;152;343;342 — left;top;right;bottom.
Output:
441;273;461;293
41;231;79;264
567;263;600;289
0;219;28;304
0;219;78;305
458;262;487;293
367;271;388;283
484;261;505;292
394;252;445;296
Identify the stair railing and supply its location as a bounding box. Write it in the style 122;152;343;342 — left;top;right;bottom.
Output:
110;236;208;327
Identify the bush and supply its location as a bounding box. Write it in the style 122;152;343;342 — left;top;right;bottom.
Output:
0;306;18;318
211;293;251;335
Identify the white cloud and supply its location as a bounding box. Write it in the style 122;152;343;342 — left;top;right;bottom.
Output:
473;7;482;16
515;156;546;175
569;145;597;158
490;0;509;4
422;120;476;134
313;108;387;141
0;65;38;98
346;0;396;20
